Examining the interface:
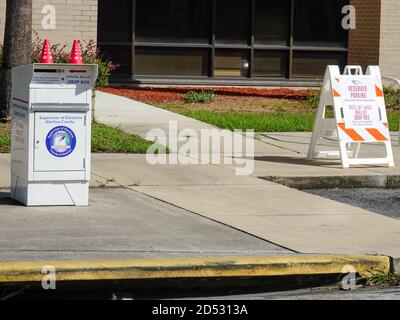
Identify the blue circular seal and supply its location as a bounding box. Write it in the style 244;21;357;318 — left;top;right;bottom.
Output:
46;126;77;158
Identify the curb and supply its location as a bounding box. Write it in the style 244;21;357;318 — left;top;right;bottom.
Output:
2;174;399;192
392;258;400;274
261;175;400;190
0;255;390;284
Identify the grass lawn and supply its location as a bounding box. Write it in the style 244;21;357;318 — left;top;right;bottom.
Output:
179;110;317;132
159;98;400;132
0;122;163;154
105;88;400;132
177;110;400;132
91;122;166;153
0;122;11;153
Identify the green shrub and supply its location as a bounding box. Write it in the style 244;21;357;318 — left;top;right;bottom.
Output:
183;90;216;104
0;122;11;153
304;86;400;110
306;90;320;109
383;85;400;110
0;37;116;88
31;34;118;89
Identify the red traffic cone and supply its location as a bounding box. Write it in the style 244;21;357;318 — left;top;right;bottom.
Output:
40;39;54;64
69;40;83;64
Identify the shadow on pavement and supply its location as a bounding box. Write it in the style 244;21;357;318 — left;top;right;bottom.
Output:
0;191;21;206
4;275;343;300
253;156;338;167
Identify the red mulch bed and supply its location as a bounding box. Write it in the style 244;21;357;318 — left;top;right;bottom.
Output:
101;87;314;105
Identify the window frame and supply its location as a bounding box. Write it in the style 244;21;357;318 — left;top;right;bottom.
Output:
97;0;349;83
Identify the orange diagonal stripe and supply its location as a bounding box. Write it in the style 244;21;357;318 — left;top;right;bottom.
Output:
366;128;388;141
375;85;383;97
338;123;365;141
332;89;341;97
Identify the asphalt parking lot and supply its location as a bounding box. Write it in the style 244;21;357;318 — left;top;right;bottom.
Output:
306;188;400;219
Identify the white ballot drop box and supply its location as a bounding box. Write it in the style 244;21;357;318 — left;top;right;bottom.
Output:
10;63;98;206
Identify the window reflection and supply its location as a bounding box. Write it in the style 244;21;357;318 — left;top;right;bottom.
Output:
135;48;209;76
254;51;288;78
292;51;347;78
214;50;250;78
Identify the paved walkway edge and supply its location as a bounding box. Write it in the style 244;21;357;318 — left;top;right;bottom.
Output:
0;255;391;284
262;175;400;190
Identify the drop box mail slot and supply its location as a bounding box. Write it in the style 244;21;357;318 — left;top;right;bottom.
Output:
10;63;98;206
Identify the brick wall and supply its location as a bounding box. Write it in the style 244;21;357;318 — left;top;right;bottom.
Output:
379;0;400;79
348;0;381;71
0;0;98;48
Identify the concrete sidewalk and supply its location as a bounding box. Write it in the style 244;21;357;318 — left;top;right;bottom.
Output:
95;90;266;157
0;187;290;262
95;92;400;257
1;91;400;263
96;91;400;181
95;91;216;141
253;132;400;185
2;152;400;257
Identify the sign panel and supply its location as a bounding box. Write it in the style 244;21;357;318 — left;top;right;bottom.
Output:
308;65;394;168
339;77;381;129
34;112;86;172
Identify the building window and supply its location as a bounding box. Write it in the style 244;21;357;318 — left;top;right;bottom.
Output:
253;51;288;78
214;49;250;77
135;47;209;76
292;51;347;78
98;0;132;43
97;0;132;76
101;45;132;75
215;0;250;45
136;0;211;43
98;0;349;82
293;0;348;48
254;0;290;46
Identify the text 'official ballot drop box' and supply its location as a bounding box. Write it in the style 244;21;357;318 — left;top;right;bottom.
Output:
11;63;98;206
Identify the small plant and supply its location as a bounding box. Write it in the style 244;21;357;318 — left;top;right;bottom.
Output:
96;178;117;188
183;90;216;104
363;271;400;287
130;178;144;186
0;121;11;153
273;105;285;113
383;85;400;110
305;90;320;109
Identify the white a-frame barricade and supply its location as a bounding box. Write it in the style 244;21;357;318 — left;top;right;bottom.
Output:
307;65;394;168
